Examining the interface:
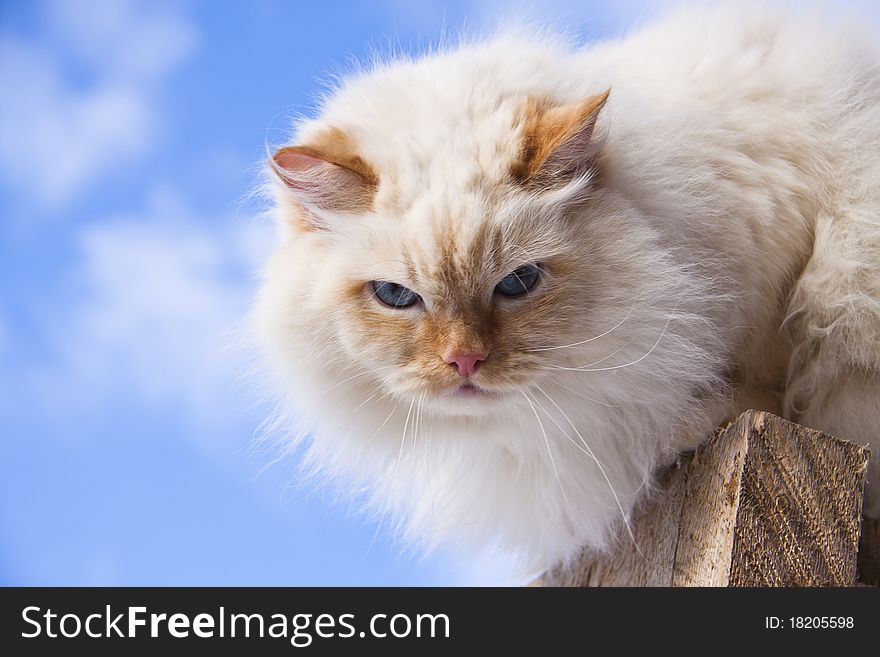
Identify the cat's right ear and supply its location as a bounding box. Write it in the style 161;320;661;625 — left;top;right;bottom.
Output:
270;137;378;229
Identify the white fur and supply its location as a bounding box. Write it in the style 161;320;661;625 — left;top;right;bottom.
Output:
255;3;880;576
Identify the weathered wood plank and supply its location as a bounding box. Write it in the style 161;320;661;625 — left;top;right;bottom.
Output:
671;420;750;586
536;410;871;587
728;412;868;586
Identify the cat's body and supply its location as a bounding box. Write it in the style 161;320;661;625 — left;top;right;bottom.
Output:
256;4;880;574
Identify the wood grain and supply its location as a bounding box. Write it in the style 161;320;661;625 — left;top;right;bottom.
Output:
728;412;868;586
536;410;871;587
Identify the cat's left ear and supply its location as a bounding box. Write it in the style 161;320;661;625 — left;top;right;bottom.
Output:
512;89;610;187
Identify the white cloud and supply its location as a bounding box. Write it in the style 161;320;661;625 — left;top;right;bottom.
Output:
0;0;196;207
35;189;275;443
43;0;195;84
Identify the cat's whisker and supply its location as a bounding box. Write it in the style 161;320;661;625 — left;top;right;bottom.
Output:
319;365;397;394
413;391;425;453
548;379;618;408
531;383;640;554
399;391;426;498
525;300;639;352
326;357;387;377
352;393;378;413
544;299;683;373
365;402;401;445
519;390;568;505
394;395;418;477
424;422;438;525
557;339;634;371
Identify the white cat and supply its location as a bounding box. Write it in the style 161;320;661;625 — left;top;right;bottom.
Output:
254;3;880;576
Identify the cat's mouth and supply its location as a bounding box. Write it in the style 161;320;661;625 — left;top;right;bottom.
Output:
429;381;508;415
451;382;494;398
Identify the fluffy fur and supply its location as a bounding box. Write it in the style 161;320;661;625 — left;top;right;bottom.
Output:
254;4;880;575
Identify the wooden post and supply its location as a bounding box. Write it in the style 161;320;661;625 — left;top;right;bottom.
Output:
536;410;872;587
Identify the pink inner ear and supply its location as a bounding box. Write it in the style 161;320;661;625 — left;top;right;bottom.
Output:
271;146;375;213
272;149;336;193
274;149;327;176
271;147;345;201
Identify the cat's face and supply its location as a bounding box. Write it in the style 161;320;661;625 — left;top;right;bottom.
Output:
318;196;592;417
260;89;629;418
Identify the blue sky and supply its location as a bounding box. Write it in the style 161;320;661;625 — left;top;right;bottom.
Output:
0;0;670;586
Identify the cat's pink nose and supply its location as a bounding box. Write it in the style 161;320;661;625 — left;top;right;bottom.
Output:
443;350;488;378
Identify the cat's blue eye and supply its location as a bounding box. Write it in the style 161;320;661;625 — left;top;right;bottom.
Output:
495;263;541;298
371;280;421;308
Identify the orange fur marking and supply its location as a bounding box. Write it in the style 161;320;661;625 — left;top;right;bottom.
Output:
295;126;379;186
510;90;610;183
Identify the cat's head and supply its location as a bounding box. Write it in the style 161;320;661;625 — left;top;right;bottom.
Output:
256;57;668;428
